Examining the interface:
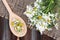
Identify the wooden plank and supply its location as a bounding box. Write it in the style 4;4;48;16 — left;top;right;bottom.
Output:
0;0;56;40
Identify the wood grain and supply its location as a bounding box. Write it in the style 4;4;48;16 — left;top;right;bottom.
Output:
0;0;56;40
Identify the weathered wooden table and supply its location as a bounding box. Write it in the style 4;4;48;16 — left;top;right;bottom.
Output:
0;0;59;40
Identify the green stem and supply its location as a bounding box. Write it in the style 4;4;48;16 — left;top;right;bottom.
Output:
45;0;52;13
43;0;55;14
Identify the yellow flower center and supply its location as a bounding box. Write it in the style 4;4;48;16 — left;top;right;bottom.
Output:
47;19;51;23
38;16;42;19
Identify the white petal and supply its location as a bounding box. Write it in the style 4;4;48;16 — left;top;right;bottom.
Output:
26;5;33;11
36;23;45;34
36;0;42;2
55;23;59;30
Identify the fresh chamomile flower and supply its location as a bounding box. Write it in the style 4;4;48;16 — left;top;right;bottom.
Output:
43;22;48;27
42;14;51;21
48;12;55;17
26;5;33;12
34;2;40;8
36;0;42;3
24;0;58;34
24;12;33;18
36;23;45;34
24;5;34;18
